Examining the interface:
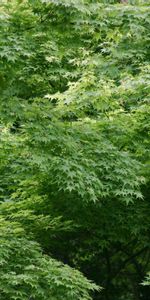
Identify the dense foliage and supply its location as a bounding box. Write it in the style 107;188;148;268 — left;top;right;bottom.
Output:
0;0;150;299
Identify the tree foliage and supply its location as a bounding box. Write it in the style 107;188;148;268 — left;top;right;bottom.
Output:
0;0;150;300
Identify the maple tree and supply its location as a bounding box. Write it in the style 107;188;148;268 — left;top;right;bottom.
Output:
0;1;150;300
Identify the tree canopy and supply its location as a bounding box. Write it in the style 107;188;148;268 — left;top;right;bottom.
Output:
0;1;150;300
